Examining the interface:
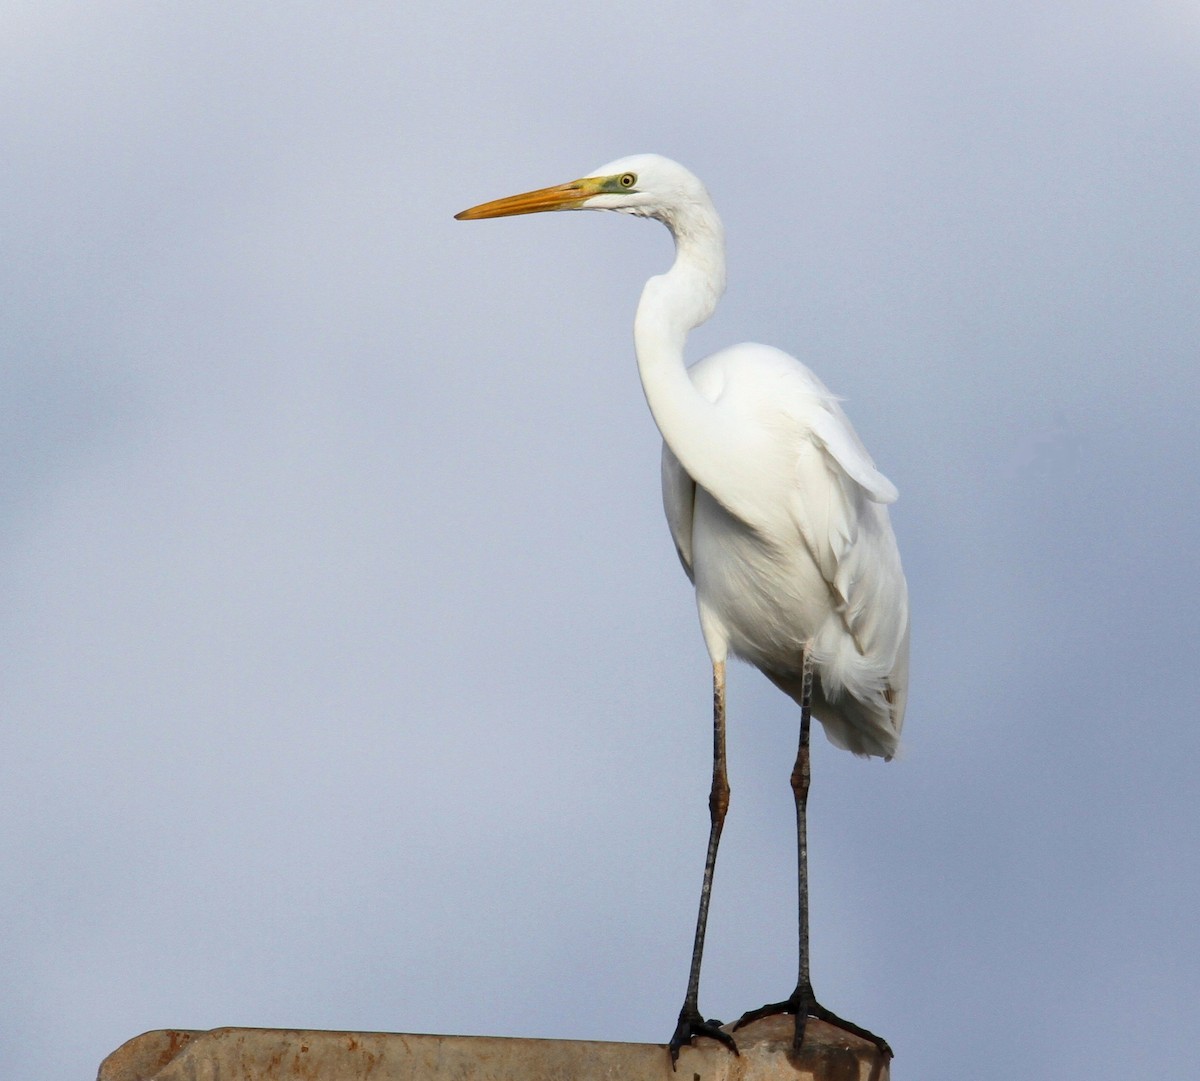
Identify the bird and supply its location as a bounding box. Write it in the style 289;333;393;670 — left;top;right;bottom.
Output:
455;154;909;1067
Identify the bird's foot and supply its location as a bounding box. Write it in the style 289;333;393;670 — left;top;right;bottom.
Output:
734;985;892;1060
667;1004;739;1069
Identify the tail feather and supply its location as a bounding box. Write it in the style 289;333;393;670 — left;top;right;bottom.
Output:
766;665;903;760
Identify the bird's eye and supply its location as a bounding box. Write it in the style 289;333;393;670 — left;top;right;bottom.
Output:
619;172;637;188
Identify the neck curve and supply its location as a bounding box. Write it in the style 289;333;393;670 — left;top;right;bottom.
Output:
633;202;762;521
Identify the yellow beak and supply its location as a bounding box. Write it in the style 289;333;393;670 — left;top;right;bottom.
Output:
454;176;606;220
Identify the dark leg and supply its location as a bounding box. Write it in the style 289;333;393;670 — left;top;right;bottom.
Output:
667;660;739;1068
734;650;892;1060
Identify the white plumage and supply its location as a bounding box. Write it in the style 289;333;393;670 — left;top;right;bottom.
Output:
456;153;907;1063
661;341;908;758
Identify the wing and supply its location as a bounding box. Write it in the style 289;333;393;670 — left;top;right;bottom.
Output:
806;404;898;505
660;348;733;585
782;356;909;731
660;442;696;583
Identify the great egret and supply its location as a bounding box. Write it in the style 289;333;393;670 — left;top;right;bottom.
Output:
455;155;908;1065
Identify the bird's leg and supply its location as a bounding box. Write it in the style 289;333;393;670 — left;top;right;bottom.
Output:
667;659;739;1068
734;649;893;1060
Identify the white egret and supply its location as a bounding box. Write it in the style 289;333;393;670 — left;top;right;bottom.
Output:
455;155;908;1066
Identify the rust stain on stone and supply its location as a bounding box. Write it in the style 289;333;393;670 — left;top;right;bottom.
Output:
154;1031;193;1069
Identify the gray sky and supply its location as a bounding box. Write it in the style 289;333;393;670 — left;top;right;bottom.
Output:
4;4;1198;1078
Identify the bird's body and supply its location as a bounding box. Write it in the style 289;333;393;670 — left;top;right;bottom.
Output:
456;154;907;1065
663;342;908;759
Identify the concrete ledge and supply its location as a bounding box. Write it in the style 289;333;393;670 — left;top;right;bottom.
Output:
97;1016;889;1080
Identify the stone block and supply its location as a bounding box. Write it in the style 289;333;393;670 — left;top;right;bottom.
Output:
97;1016;889;1081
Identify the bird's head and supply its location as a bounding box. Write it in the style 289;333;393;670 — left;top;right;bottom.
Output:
455;154;713;229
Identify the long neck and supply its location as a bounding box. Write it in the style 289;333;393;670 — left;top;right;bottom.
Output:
633;205;762;520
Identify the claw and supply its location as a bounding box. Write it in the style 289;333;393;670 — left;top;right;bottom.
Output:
667;1007;739;1069
734;988;892;1060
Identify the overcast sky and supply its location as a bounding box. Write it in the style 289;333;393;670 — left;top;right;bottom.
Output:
4;4;1198;1079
